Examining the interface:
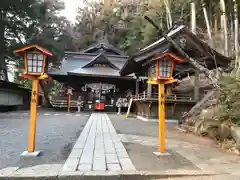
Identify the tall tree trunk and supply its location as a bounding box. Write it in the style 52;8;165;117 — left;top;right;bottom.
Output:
214;16;218;33
0;10;8;81
164;0;172;29
233;0;240;77
201;0;219;77
191;2;196;34
220;0;229;56
39;80;52;108
201;0;213;46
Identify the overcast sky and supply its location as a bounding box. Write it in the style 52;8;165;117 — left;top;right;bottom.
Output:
61;0;85;22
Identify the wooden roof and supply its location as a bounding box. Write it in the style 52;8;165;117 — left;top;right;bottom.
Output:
120;25;232;76
15;44;53;56
81;39;124;56
0;80;30;92
49;40;134;80
81;52;119;69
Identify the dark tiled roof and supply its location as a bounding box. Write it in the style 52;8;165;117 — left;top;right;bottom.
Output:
81;39;124;56
0;80;30;92
49;51;131;78
69;66;120;77
82;52;119;69
120;25;232;76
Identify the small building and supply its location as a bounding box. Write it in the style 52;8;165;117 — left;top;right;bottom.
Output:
49;38;135;111
0;80;31;111
120;25;231;121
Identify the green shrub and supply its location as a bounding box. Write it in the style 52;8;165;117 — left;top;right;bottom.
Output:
217;73;240;125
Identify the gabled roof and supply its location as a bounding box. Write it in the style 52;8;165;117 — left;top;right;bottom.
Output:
120;25;232;76
0;80;30;91
15;44;53;56
82;52;119;70
68;66;121;77
81;39;124;55
48;51;133;79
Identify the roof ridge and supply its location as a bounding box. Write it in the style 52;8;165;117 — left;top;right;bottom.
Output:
82;52;119;70
64;51;129;58
80;40;124;55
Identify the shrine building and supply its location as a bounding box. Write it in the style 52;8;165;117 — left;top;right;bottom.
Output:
49;38;135;111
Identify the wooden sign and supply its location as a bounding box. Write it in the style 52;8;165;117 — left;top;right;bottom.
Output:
67;88;73;95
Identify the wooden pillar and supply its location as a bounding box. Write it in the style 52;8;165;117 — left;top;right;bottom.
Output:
136;79;139;95
194;70;200;101
147;83;152;97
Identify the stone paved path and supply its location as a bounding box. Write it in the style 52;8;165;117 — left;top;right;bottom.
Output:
62;113;135;172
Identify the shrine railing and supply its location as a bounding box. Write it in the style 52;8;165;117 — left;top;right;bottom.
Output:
131;92;195;102
49;96;80;108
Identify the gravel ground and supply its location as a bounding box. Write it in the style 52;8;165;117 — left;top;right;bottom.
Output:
0;111;89;169
109;114;216;146
124;142;198;171
108;114;199;171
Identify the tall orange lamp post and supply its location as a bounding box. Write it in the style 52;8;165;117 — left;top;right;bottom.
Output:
15;45;53;157
148;53;183;155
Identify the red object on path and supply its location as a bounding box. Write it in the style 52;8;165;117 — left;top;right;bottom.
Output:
95;101;104;110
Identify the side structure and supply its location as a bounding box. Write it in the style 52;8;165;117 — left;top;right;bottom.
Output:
120;25;231;121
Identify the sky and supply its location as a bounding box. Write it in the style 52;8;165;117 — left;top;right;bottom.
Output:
61;0;85;22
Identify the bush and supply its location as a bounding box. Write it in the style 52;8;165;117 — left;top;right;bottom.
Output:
217;73;240;125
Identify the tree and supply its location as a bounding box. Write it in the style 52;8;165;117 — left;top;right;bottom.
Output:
1;0;72;81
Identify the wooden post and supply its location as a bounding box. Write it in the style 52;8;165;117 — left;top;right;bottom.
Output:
136;80;139;95
28;78;39;152
158;82;165;153
191;2;196;34
194;70;200;101
118;107;121;114
147;83;152;97
68;94;71;113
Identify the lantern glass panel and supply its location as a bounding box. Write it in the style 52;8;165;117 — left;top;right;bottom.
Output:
26;51;44;73
37;67;42;73
151;63;156;78
28;66;32;72
33;66;37;72
159;59;172;78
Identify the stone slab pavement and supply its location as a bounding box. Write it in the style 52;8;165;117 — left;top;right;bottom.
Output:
62;113;135;172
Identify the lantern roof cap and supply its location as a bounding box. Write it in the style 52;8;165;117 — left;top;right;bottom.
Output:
15;44;53;56
154;52;184;63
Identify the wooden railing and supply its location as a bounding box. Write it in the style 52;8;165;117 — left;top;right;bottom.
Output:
49;96;80;108
131;92;194;102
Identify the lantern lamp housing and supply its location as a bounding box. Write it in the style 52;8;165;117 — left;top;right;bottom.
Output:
148;53;184;82
157;58;173;80
26;51;45;75
14;45;53;76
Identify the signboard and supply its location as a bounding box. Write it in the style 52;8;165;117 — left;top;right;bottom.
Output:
67;88;73;95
